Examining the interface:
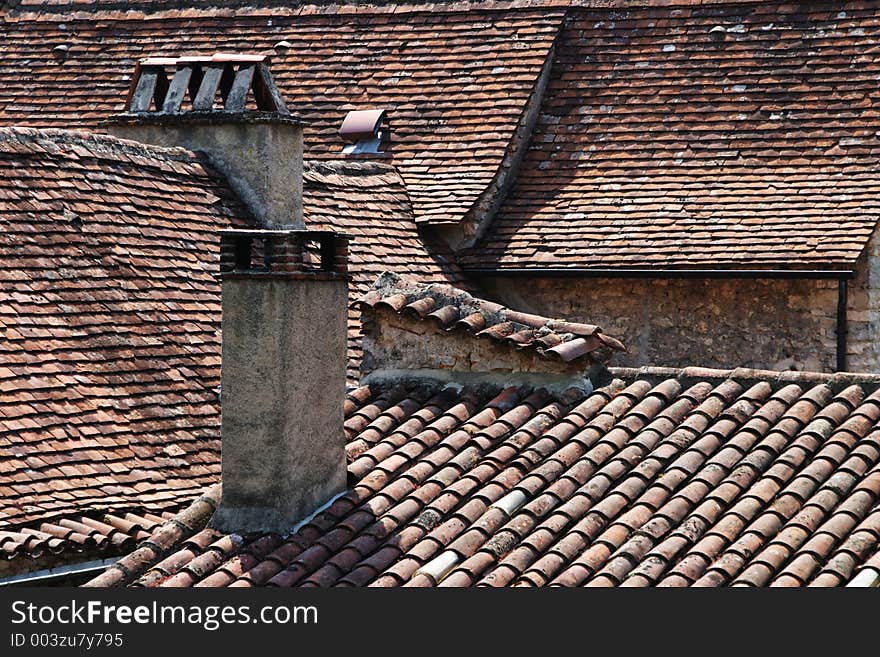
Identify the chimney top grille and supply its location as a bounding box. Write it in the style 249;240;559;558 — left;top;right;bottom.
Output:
124;53;289;115
219;229;349;279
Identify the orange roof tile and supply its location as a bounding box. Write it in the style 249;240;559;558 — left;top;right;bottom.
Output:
0;127;246;529
0;128;457;568
86;367;880;587
0;4;564;225
465;1;880;270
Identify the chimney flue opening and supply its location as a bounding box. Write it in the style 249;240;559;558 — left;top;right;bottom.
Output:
220;230;349;277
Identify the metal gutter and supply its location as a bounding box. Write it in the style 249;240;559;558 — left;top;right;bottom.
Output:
464;268;857;280
0;557;121;587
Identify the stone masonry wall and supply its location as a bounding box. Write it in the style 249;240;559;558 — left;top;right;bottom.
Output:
479;270;873;373
360;306;590;380
849;231;880;373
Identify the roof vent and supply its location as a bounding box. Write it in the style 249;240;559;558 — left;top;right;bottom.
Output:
339;109;387;154
52;44;69;60
124;53;289;114
274;40;292;53
709;25;727;41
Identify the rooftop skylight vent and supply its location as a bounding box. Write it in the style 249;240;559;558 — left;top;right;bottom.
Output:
339;108;388;155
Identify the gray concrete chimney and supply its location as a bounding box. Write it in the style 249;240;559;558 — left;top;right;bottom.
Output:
211;229;350;533
105;54;303;229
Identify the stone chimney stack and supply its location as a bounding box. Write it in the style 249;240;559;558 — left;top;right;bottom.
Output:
105;54;303;228
105;54;351;532
211;229;350;533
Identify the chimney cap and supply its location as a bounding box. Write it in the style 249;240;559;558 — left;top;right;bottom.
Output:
340;109;387;142
120;53;289;116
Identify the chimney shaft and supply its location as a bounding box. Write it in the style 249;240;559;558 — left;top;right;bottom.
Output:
105;55;303;229
211;229;350;533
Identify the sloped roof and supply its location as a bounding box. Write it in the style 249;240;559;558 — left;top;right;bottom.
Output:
0;128;459;574
0;3;563;225
465;1;880;271
0;509;174;580
87;366;880;588
356;272;625;364
303;162;465;378
0;127;246;529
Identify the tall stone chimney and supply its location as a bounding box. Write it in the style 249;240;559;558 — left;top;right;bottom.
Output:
212;229;350;532
105;54;351;532
105;54;303;228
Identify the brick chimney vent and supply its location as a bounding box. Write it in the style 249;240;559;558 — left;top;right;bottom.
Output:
124;53;289;115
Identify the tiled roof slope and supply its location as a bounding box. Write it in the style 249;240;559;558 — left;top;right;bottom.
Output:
0;127;251;529
1;509;174;579
356;272;625;363
303;162;465;378
466;1;880;270
0;5;563;225
0;129;461;568
88;367;880;588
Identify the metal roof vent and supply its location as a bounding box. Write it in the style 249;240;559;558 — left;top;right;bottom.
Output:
124;53;289;114
709;25;727;41
339;109;387;155
52;44;69;61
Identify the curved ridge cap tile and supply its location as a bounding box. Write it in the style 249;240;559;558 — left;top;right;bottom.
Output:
546;320;601;336
455;312;488;332
426;304;460;328
535;333;563;348
476;322;515;340
402;296;436;318
475;299;505;316
504;329;537;345
597;333;627;352
543;337;597;362
351;290;382;309
84;486;222;588
503;309;548;329
375;293;409;312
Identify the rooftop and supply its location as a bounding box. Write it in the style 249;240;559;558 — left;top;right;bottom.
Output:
87;365;880;588
0;127;247;529
467;1;880;270
0;3;563;226
0;126;458;573
2;2;879;268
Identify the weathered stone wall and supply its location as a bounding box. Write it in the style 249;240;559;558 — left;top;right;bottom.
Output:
213;275;348;534
361;306;593;382
479;272;865;373
849;231;880;373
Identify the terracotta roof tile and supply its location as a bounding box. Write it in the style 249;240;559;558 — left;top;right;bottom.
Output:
303;162;464;378
0;127;459;571
465;1;880;270
86;367;880;587
0;128;247;534
0;4;563;225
